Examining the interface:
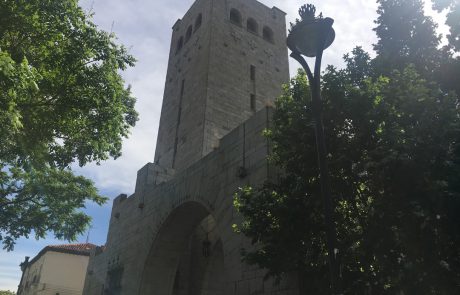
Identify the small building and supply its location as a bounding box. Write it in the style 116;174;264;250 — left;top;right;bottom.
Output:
17;243;96;295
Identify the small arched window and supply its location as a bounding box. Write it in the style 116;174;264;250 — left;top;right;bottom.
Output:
230;8;242;26
195;14;202;31
247;18;258;34
176;36;184;54
263;26;274;43
185;25;193;43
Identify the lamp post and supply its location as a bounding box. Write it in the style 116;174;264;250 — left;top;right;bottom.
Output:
287;4;341;294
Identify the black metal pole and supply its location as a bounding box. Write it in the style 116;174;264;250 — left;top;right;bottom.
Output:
289;20;341;295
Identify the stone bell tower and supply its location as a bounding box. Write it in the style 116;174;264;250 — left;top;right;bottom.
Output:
153;0;289;173
83;1;295;295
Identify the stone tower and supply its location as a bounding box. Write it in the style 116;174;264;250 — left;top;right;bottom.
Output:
154;0;289;172
83;1;296;294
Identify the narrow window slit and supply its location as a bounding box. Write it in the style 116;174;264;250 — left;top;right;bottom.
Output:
250;65;256;81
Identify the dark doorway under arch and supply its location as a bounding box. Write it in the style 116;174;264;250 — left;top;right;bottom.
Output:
139;202;227;295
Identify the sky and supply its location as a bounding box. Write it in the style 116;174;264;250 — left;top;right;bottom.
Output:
0;0;449;291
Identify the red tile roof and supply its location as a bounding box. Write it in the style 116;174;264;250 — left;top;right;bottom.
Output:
27;243;98;266
48;243;96;254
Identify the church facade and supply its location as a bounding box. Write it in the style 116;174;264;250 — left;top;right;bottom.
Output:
83;0;296;294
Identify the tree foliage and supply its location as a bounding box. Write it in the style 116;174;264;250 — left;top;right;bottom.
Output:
234;0;460;293
373;0;441;76
432;0;460;52
0;0;137;250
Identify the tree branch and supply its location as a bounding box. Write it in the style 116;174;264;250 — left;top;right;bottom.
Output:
0;193;38;209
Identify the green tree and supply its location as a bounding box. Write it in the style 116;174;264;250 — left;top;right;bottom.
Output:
373;0;441;77
431;0;460;96
235;1;460;292
235;53;460;294
374;0;460;97
0;0;137;250
432;0;460;52
0;290;15;295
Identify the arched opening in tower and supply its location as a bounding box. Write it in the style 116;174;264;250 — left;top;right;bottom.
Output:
139;202;227;295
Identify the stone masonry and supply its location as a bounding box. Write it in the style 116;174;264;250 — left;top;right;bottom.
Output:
83;0;296;294
154;0;289;172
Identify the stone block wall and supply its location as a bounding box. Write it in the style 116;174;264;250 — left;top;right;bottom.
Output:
204;0;289;156
154;0;289;173
84;0;294;294
154;0;213;171
83;108;299;295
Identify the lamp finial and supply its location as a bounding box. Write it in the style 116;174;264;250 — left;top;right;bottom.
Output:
299;4;316;21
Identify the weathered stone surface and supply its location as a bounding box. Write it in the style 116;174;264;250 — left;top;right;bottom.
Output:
154;0;288;173
83;0;296;294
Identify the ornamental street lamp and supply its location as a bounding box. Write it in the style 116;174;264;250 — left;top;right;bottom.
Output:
287;4;341;294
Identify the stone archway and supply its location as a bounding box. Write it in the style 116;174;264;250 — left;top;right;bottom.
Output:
139;201;227;295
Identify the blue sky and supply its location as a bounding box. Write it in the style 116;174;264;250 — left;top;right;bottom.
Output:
0;0;448;291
